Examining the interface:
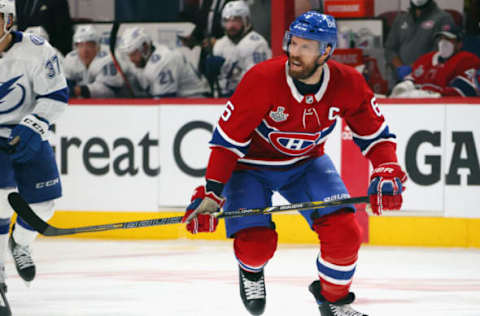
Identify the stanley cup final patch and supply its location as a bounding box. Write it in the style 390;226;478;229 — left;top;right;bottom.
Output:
269;106;289;122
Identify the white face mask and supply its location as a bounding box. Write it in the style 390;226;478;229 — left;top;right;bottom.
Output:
411;0;428;6
438;39;455;59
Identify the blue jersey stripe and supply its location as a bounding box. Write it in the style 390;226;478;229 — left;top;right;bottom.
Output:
353;125;396;153
36;87;69;103
210;127;250;156
451;77;477;97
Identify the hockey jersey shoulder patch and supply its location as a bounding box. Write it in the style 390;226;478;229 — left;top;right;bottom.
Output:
29;34;45;46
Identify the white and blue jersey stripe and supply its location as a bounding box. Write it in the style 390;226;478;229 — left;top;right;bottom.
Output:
351;121;396;156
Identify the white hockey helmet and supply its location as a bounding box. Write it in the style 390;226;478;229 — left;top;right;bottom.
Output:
221;1;251;30
117;27;151;55
73;24;99;44
0;0;15;40
25;26;49;41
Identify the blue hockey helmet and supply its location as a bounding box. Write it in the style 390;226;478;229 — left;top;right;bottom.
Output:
283;11;337;58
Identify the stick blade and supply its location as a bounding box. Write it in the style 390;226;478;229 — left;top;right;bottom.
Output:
8;193;49;234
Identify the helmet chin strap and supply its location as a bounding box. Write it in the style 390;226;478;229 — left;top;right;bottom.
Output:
0;17;12;45
0;30;9;44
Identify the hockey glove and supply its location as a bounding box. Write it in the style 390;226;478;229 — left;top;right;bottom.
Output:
204;55;225;83
368;162;407;215
396;65;412;81
9;114;49;163
182;185;225;234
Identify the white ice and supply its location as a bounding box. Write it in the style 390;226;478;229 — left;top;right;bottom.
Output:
5;239;480;316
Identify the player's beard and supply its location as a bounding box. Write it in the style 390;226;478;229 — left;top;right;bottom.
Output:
136;57;147;68
288;56;320;81
226;26;244;43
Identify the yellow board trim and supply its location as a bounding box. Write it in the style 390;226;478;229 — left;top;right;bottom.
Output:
46;211;480;248
369;216;480;248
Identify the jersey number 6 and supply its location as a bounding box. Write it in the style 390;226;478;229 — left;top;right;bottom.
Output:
370;97;382;117
221;101;235;121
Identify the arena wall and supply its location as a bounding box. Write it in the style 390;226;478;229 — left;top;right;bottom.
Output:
45;98;480;248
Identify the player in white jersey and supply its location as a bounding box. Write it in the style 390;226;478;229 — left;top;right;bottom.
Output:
117;27;210;98
24;26;65;67
0;0;68;313
64;25;126;98
206;0;271;97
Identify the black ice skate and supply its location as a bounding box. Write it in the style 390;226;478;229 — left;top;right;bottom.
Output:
239;266;266;315
9;233;36;282
0;267;11;316
309;280;368;316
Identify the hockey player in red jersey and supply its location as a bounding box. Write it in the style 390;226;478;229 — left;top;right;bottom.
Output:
182;11;407;316
392;22;480;97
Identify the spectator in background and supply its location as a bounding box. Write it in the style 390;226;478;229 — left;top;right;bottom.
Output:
385;0;454;83
206;0;271;97
390;23;480;97
118;27;210;98
179;0;272;95
295;0;323;16
179;0;235;96
15;0;73;55
64;25;126;98
188;0;230;46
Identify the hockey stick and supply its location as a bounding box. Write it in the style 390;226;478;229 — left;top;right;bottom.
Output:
109;21;135;97
0;284;11;316
8;192;369;237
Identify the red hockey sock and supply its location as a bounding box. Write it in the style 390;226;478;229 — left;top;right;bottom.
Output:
313;210;362;302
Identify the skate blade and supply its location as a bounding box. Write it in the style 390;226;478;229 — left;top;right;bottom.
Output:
23;280;32;288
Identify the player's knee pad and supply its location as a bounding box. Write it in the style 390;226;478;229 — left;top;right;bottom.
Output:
0;188;15;233
234;226;278;269
313;209;362;264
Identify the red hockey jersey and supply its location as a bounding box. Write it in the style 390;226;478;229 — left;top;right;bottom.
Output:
207;56;397;183
405;51;480;97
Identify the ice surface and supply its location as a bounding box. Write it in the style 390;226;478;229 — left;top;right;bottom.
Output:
5;239;480;316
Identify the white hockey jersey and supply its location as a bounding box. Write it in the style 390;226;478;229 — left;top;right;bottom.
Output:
0;31;68;138
64;44;125;98
132;42;210;98
213;30;271;96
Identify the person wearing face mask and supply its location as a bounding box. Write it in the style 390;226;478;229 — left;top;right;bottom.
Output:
385;0;455;85
390;22;480;97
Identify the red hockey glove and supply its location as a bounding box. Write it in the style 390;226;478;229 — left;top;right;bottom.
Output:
182;185;225;234
367;163;407;215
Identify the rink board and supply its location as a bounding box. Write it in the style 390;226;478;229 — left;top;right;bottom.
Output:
45;98;480;247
